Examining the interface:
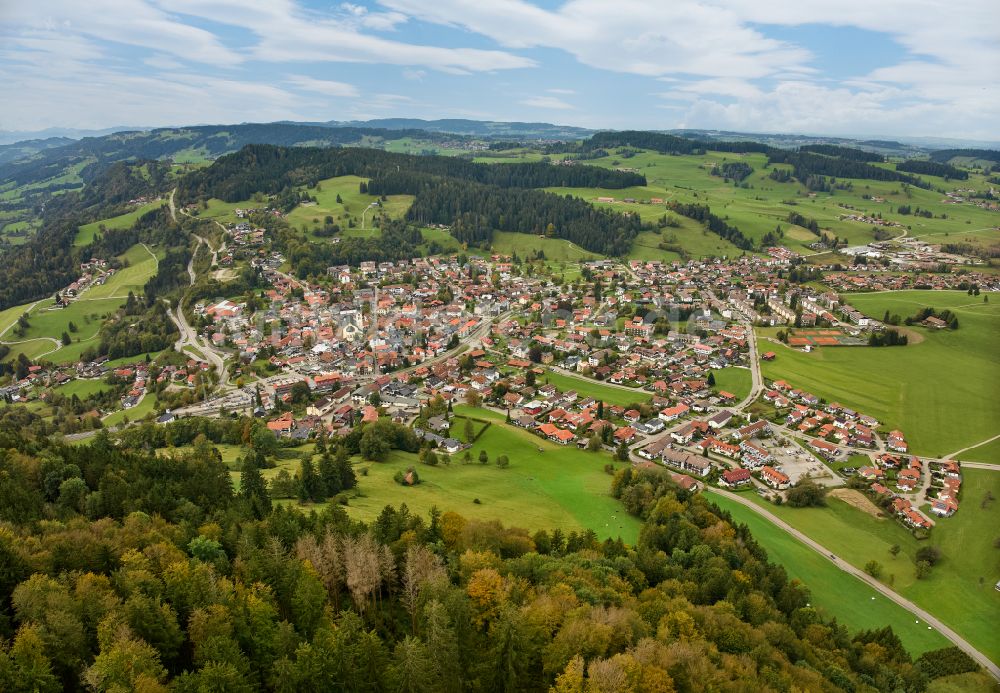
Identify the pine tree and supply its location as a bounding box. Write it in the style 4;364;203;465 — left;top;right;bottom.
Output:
239;451;271;518
318;452;341;496
334;446;357;490
298;457;323;503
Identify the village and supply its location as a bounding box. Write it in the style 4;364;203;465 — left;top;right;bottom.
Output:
0;248;978;536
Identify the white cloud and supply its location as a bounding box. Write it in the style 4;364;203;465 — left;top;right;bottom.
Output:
157;0;534;72
379;0;810;79
287;75;360;98
547;88;575;95
520;95;574;110
402;68;426;81
3;0;242;65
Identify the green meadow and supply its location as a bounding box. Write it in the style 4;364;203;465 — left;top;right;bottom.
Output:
709;493;950;657
75;199;166;246
541;368;651;408
344;406;641;542
760;290;999;456
534;147;999;260
961;437;1000;464
489;230;600;262
710;366;753;401
82;243;161;299
725;468;1000;665
285;175;414;238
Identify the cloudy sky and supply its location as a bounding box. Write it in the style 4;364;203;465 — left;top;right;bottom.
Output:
1;0;998;139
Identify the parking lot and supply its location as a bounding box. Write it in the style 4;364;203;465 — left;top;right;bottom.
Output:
766;441;843;487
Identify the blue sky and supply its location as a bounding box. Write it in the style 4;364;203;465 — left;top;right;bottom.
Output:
1;0;997;139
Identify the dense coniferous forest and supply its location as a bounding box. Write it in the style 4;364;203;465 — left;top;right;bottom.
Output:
0;415;977;692
666;202;754;250
710;162;753;182
799;144;885;162
895;160;969;180
927;148;1000;164
765;151;927;187
179;145;645;256
178;144;644;203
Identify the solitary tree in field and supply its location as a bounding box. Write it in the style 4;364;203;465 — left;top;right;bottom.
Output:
479;450;488;465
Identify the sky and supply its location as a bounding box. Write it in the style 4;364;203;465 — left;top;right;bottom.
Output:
1;0;998;140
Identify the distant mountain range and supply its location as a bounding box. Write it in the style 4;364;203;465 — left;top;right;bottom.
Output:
5;118;998;152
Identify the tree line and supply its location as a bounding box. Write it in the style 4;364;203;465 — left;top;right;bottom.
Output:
0;417;979;691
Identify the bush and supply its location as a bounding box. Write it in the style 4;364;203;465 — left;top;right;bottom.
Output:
864;560;883;579
915;545;942;566
786;480;828;507
473;498;482;504
916;647;979;679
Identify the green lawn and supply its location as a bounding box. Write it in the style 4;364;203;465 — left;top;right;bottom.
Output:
541;369;651;408
710;366;752;400
709;493;950;656
75;200;166;246
341;406;642;543
728;469;1000;665
761;290;999;456
53;378;112;399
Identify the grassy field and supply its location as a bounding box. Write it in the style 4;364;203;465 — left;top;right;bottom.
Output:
103;393;158;426
729;469;1000;665
1;297;125;364
542;369;651;408
343;406;642;542
962;437;1000;464
285;175;414;237
1;243;161;365
760;290;999;456
489;231;600;262
710;366;752;400
53;378;112;399
75;200;166;246
709;493;950;656
83;243;161;299
540;148;997;259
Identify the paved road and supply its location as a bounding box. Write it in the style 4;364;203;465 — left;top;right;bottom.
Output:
735;320;763;411
705;485;1000;680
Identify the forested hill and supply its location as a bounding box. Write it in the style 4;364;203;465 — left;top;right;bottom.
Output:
178;144;645;201
180;144;647;255
0;123;460;190
0;417;978;691
0;160;174;311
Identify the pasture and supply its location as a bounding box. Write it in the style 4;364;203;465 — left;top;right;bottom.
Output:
760;291;999;456
710;366;752;401
541;147;997;260
730;468;1000;665
709;493;950;657
541;368;651;408
75;199;166;246
489;230;600;262
82;243;161;299
343;406;642;543
285;175;414;236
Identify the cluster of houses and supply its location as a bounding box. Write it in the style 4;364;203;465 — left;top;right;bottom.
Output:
868;455;963;522
764;381;882;451
824;269;999;293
